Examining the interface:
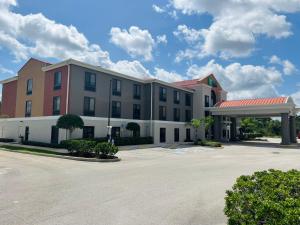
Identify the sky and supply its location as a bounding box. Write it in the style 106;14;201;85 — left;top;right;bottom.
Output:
0;0;300;104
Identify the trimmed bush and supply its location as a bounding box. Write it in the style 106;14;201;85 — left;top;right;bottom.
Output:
61;139;96;156
94;142;119;158
195;140;222;147
0;138;14;143
225;169;300;225
113;136;153;146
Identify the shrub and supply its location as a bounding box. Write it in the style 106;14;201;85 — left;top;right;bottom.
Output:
113;136;153;146
195;140;222;147
225;169;300;225
56;114;84;140
61;139;96;156
94;142;119;158
0;138;14;143
126;122;140;137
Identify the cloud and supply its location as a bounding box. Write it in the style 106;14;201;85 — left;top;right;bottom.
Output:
156;35;167;44
111;60;151;79
170;0;298;59
173;25;202;44
0;65;14;75
152;4;165;13
269;55;296;75
154;68;184;83
187;60;283;99
110;26;166;61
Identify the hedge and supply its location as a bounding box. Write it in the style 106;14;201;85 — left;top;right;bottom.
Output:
195;140;222;147
0;138;14;143
225;169;300;225
82;136;153;146
22;141;62;148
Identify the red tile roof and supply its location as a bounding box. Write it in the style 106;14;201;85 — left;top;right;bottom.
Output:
215;97;288;108
173;79;199;88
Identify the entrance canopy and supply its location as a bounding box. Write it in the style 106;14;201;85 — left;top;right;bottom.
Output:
209;97;299;117
208;96;299;145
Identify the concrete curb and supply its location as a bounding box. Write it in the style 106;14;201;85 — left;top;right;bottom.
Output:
0;148;121;162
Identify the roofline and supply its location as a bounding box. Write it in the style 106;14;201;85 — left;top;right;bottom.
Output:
0;76;18;84
18;57;51;73
42;58;194;93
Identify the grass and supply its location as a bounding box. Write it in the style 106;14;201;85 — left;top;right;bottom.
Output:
0;145;66;156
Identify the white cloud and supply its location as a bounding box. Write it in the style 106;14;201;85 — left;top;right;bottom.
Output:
110;26;166;61
111;60;151;79
170;0;298;59
0;64;14;75
156;35;167;44
187;60;283;99
291;91;300;105
154;68;184;83
269;55;296;75
152;4;165;13
173;25;202;43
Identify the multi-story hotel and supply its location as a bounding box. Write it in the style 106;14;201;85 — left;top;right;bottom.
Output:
0;58;298;145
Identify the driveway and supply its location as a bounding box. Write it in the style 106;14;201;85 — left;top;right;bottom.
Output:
0;141;300;225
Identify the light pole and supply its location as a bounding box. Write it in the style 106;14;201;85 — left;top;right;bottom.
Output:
107;79;112;143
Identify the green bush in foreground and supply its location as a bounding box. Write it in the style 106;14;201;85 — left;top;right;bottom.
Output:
61;140;96;156
195;140;222;147
94;142;118;158
225;169;300;225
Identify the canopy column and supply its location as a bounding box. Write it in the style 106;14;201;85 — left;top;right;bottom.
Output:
289;116;297;143
230;118;237;141
281;113;291;145
213;116;222;141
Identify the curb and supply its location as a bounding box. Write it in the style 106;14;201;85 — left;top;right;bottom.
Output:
0;148;121;162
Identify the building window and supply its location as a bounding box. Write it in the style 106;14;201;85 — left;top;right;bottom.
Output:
83;126;95;139
112;79;121;96
25;100;32;117
174;91;180;104
185;93;191;106
160;128;166;143
133;104;141;119
185;110;192;122
54;72;62;90
52;96;61;115
159;87;167;102
83;97;95;116
173;108;180;121
85;72;96;92
205;95;210;107
133;84;141;99
174;128;179;142
112;101;121;118
26;79;33;95
112;127;121;138
159;106;167;120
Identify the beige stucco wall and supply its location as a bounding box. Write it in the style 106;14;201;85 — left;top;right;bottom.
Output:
15;59;48;117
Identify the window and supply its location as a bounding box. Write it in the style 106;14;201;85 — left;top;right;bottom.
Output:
160;128;166;143
159;87;167;102
185;110;192;122
83;97;95;116
173;108;180;121
112;79;121;96
85;72;96;91
205;95;210;107
174;91;180;104
25;100;32;117
159;106;167;120
54;72;62;90
174;128;179;142
26;79;32;95
133;104;141;119
133;84;141;99
112;101;121;118
185;93;191;106
52;96;61;115
83;126;95;139
112;127;120;138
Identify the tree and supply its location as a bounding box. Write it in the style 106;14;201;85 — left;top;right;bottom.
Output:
202;116;214;139
56;114;84;140
126;122;140;137
190;118;202;141
240;118;258;133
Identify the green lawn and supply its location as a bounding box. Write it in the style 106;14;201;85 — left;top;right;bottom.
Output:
0;145;66;156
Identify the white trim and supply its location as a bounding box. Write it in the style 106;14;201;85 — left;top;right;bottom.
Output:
0;76;18;84
42;59;194;93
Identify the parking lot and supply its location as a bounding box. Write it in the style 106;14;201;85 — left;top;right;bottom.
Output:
0;140;300;225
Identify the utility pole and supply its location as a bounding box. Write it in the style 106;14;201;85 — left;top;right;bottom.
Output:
107;79;112;143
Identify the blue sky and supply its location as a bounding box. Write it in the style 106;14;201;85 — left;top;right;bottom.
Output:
0;0;300;103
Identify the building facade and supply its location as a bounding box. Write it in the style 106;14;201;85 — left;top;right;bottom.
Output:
0;58;227;144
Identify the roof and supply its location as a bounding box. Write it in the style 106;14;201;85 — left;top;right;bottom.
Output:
0;76;18;84
214;97;289;108
42;58;194;93
172;79;199;88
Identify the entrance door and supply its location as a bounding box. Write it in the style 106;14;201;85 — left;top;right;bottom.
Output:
51;126;59;144
174;128;179;142
25;126;29;141
186;128;191;141
160;128;166;143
